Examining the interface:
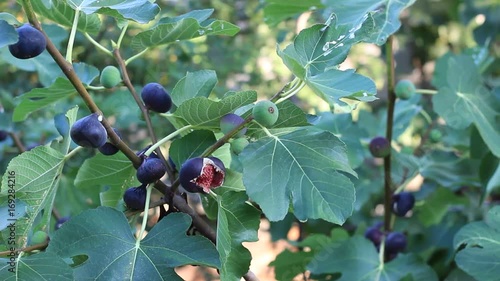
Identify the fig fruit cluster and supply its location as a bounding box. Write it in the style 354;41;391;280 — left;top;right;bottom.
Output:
179;157;226;193
364;223;407;259
8;24;47;59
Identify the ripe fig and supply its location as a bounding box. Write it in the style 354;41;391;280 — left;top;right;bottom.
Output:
230;137;249;155
252;100;279;127
369;136;390;158
392;192;415;217
220;113;246;137
55;216;70;230
123;185;147;210
136;157;167;184
179;157;226;193
98;127;122;156
364;224;383;247
70;113;108;148
385;232;407;254
30;231;48;245
395;80;416;100
100;66;122;89
141;83;172;113
8;24;47;59
0;130;9;142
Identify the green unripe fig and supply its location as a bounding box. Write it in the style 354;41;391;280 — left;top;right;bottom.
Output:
230;138;249;155
30;230;48;245
100;66;122;89
395;80;416;100
429;129;442;143
252;100;279;127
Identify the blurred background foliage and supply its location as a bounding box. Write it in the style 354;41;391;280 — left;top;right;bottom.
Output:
0;0;499;278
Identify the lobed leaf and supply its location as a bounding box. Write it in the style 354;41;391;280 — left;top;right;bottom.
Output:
240;127;356;224
46;207;220;280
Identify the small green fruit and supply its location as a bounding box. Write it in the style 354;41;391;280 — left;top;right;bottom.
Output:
252;100;279;127
30;230;48;245
395;80;416;100
230;138;249;155
429;129;442;143
100;66;122;89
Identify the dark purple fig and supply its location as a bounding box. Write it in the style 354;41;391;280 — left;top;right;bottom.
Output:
123;185;147;210
385;232;407;254
220;113;246;137
369;136;391;158
136;157;166;184
70;113;108;148
98;128;122;156
55;216;70;230
0;130;9;142
8;24;47;59
141;83;172;113
179;157;226;193
392;192;415;217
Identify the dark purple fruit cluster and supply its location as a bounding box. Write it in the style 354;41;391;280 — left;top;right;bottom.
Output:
179;157;226;193
369;136;391;158
123;185;147;210
70;113;108;148
141;83;172;113
8;24;47;59
365;223;407;259
136;157;167;184
392;192;415;217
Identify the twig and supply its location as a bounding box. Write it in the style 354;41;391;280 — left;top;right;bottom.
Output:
0;240;48;256
383;36;396;233
8;132;25;152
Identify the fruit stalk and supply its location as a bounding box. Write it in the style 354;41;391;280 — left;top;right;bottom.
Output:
65;9;80;62
383;35;396;232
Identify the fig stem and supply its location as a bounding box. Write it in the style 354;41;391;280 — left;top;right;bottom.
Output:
116;22;128;49
64;146;83;160
125;48;149;65
137;184;153;244
84;33;113;56
415;89;437;95
65;9;80;62
275;80;305;104
253;121;275;138
383;35;396;234
144;125;193;157
86;85;106;91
